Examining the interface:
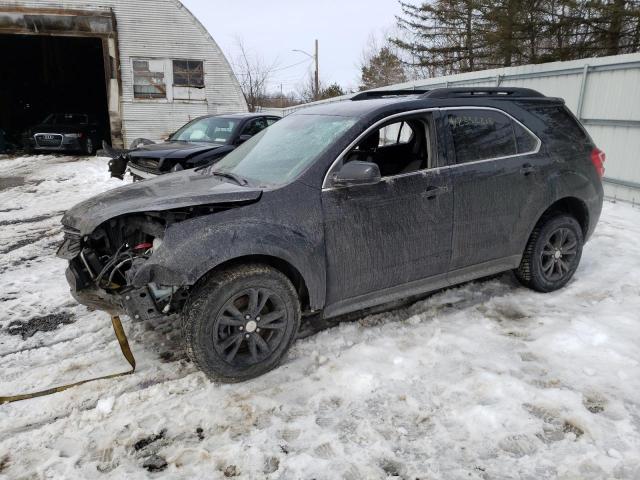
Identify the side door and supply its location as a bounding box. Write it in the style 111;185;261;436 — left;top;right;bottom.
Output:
321;111;453;314
443;107;546;272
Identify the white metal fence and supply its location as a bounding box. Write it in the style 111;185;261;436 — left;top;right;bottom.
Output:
260;53;640;203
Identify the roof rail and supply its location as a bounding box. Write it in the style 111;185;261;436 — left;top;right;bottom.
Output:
422;87;545;99
351;89;430;101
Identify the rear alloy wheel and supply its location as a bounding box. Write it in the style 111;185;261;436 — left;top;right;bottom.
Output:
515;214;584;292
182;264;300;382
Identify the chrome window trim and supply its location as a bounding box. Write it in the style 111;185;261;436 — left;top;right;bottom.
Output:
321;106;542;190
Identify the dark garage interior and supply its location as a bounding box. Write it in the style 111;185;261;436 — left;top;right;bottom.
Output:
0;33;111;147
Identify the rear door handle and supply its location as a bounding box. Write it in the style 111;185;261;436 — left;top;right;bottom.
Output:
520;163;538;176
423;185;449;199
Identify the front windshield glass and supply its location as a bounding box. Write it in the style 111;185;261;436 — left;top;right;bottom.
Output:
211;114;357;186
171;117;238;143
44;114;88;125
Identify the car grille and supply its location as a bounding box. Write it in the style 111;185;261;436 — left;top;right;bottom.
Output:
133;157;160;170
35;134;63;147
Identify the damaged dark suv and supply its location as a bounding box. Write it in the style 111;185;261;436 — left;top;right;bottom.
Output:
59;87;604;382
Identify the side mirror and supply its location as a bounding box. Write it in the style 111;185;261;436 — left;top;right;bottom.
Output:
236;134;252;145
333;161;381;187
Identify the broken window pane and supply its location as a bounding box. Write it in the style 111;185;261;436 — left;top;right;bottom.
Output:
173;60;204;88
133;59;166;99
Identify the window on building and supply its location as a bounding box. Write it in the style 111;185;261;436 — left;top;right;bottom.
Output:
447;110;518;164
173;60;204;88
133;59;166;99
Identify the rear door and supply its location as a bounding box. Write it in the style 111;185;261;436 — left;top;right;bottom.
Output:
444;107;545;271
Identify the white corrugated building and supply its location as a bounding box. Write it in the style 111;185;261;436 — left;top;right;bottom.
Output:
0;0;247;147
263;53;640;204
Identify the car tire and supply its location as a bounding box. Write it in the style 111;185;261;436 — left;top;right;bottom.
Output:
515;214;584;292
182;264;300;382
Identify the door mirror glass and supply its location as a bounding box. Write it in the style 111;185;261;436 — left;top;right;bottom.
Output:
333;161;381;187
236;134;252;145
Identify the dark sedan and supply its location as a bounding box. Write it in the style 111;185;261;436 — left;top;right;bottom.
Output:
114;113;280;180
23;113;104;155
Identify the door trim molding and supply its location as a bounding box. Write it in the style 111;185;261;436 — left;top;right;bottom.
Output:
322;254;521;319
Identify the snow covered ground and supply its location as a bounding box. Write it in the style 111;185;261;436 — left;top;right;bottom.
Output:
1;154;639;479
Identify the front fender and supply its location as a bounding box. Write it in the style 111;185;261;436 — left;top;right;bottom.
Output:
132;217;326;310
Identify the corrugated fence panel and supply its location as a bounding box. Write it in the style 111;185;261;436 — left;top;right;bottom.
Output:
582;69;640;121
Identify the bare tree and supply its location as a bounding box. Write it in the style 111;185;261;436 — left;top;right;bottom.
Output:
232;38;277;112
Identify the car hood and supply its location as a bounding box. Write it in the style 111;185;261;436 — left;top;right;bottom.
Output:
62;170;263;235
129;141;224;159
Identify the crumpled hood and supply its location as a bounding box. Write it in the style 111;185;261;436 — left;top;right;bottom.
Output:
129;141;223;160
62;170;263;235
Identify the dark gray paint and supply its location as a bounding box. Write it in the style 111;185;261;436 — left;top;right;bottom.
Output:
60;90;604;321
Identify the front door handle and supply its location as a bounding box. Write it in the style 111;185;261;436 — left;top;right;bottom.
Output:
423;185;449;199
520;163;538;176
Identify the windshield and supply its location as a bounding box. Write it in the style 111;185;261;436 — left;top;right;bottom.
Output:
211;114;357;186
43;114;88;125
171;117;238;143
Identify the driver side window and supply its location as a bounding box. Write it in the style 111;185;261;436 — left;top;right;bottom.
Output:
241;118;268;136
344;115;434;178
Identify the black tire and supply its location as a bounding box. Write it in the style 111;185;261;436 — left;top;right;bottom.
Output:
182;264;300;382
515;214;584;292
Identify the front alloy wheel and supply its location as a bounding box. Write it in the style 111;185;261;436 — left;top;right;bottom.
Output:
213;287;288;366
182;264;300;382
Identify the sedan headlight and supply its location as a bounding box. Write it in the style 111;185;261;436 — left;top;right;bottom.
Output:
64;133;83;138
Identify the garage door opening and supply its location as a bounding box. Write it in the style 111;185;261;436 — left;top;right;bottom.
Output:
0;33;111;148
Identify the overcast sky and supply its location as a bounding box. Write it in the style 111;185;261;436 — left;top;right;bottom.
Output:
180;0;402;94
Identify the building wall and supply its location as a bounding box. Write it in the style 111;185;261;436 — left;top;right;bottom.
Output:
2;0;247;146
264;53;640;203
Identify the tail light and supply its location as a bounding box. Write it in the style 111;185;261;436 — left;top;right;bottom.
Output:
591;147;605;179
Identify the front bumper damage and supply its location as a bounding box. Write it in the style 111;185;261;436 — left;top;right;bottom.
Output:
65;254;182;322
59;223;186;322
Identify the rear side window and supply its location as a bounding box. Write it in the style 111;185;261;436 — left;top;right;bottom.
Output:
447;109;539;164
513;122;537;153
447;110;516;164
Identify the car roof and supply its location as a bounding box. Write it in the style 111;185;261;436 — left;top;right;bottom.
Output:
215;112;277;119
290;87;563;119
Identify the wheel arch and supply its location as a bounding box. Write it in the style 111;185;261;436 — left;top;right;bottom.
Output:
194;254;312;313
535;196;590;237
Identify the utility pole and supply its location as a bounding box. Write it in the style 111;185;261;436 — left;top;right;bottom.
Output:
314;39;319;100
293;40;320;101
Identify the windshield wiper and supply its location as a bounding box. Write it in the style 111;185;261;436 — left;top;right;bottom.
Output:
210;170;249;186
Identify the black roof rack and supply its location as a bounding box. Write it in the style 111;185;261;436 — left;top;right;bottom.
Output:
351;89;430;101
422;87;545;99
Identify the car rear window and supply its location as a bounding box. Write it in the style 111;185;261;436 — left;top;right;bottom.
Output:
526;105;591;149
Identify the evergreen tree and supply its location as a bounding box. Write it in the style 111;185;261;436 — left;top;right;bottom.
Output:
360;46;407;90
319;83;346;99
392;0;640;75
